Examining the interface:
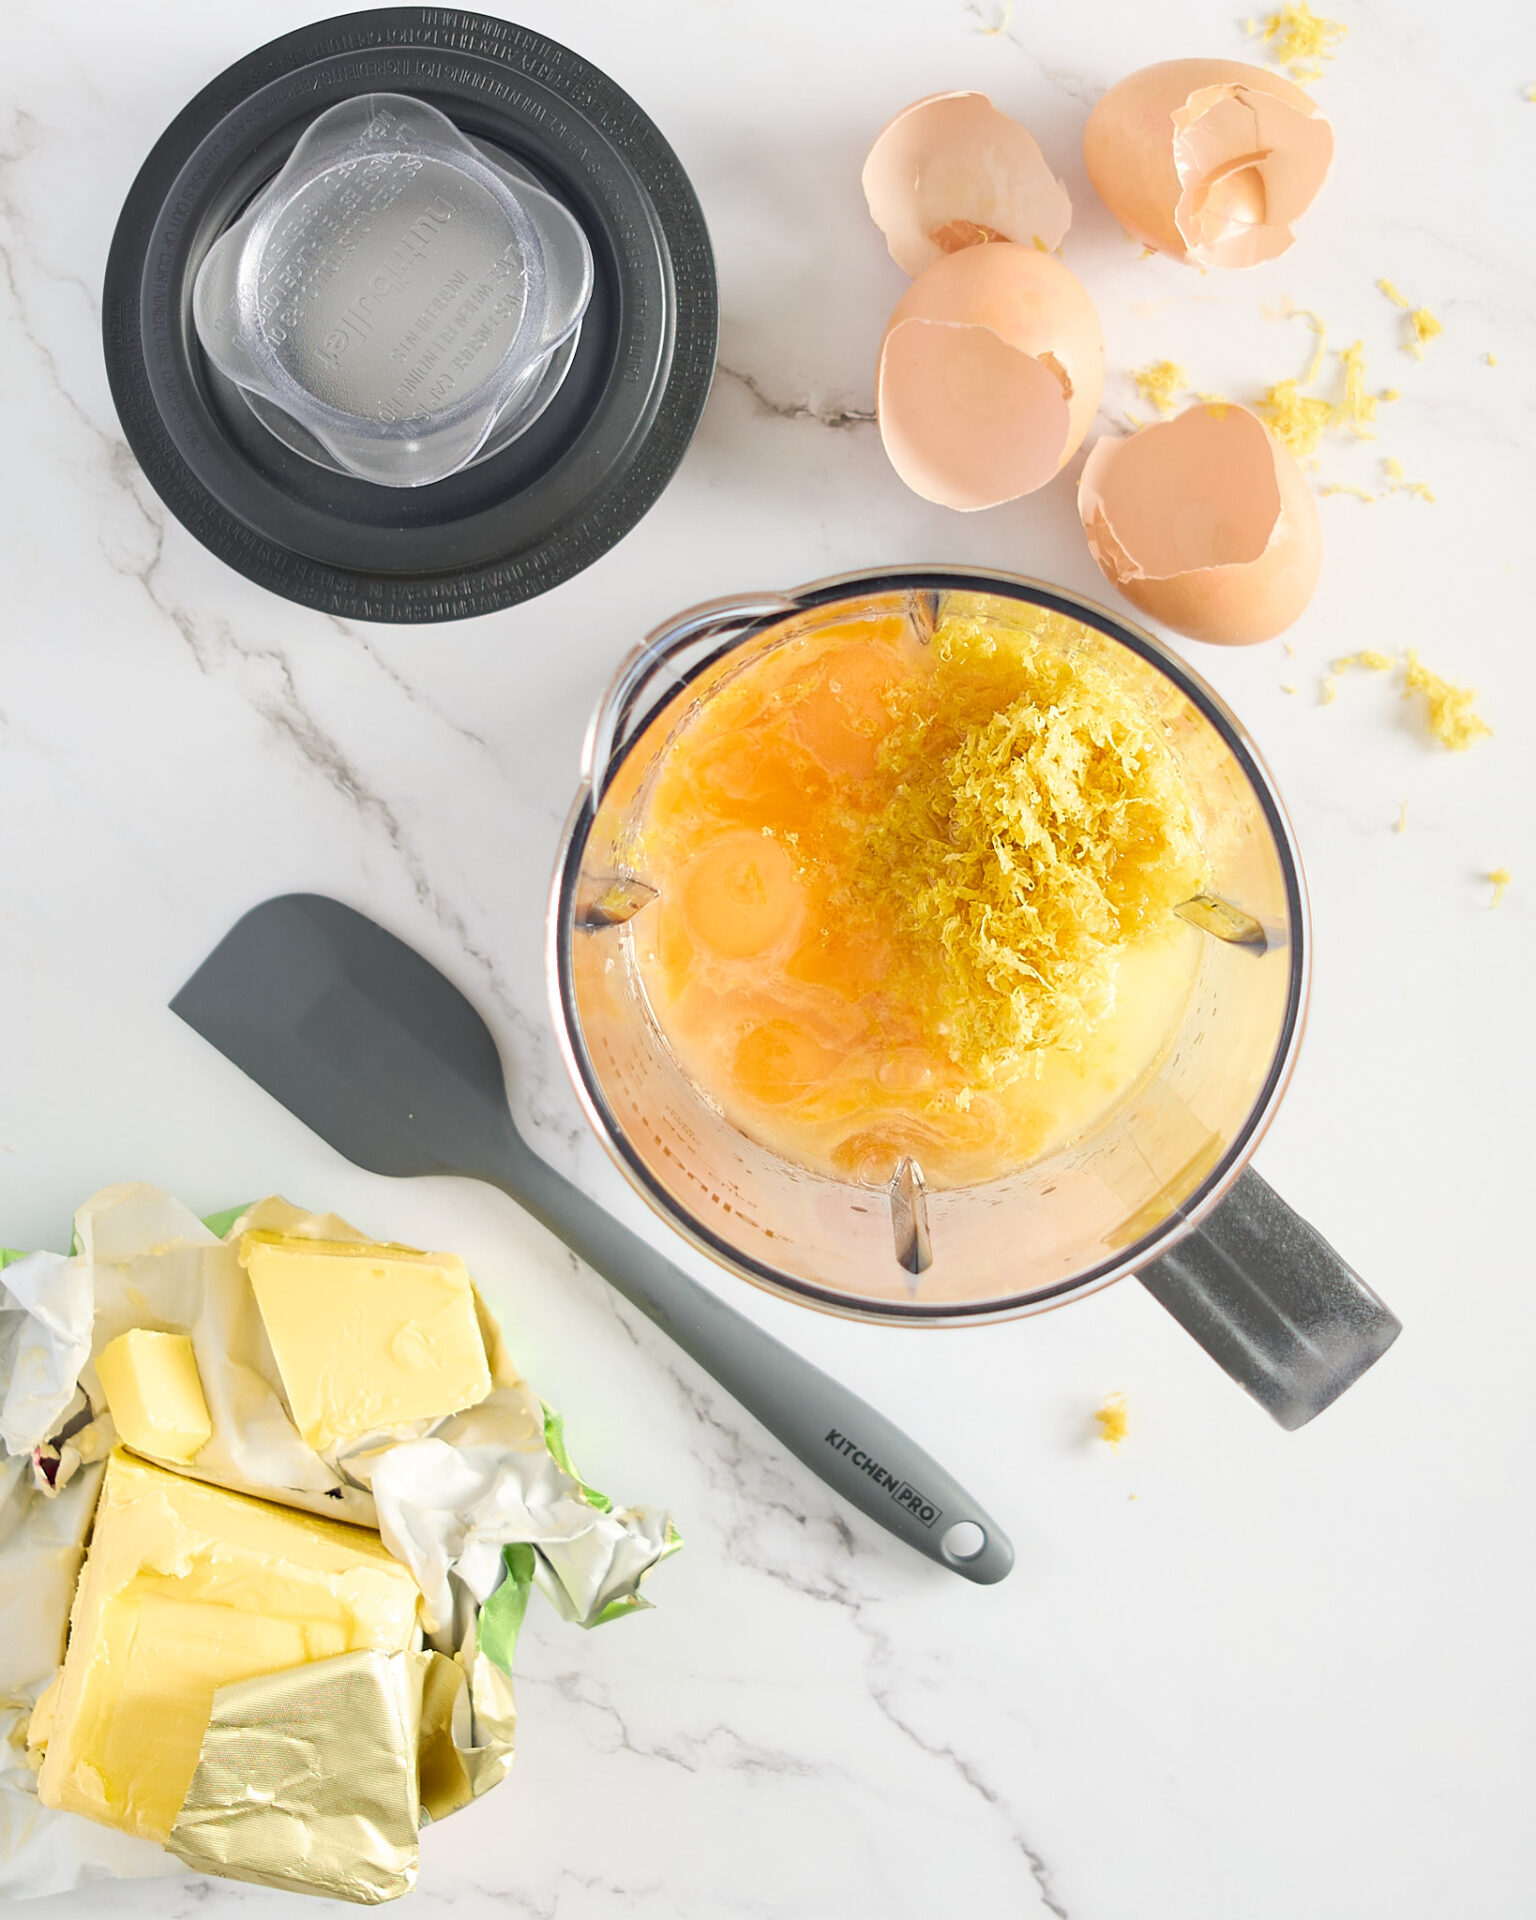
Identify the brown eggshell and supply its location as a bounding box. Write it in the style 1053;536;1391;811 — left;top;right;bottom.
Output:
862;92;1072;277
1084;59;1332;268
877;244;1105;510
1077;403;1321;644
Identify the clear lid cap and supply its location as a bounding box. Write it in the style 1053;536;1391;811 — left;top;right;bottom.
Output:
192;94;594;488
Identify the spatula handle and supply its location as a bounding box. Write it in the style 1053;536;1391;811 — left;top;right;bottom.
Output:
501;1154;1014;1584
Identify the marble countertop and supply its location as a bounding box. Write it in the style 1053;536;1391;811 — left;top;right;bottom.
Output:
2;0;1531;1914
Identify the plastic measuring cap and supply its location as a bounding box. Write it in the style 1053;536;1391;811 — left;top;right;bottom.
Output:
192;94;594;488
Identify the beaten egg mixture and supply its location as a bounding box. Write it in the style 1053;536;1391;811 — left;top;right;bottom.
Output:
629;606;1209;1188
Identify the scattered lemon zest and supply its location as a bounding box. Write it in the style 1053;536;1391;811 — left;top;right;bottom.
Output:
1196;392;1231;419
1298;309;1329;385
1132;359;1188;415
1281;682;1298;695
1380;281;1444;355
1326;650;1490;750
1318;676;1337;705
1257;317;1387;458
1383;456;1436;503
1393;799;1409;834
1283;641;1297;657
1406;307;1443;358
1484;352;1498;367
1381;387;1400;402
1094;1394;1129;1449
1319;482;1376;501
973;0;1014;33
1523;84;1536;103
1488;867;1512;909
1337;340;1377;434
1403;650;1491;750
1256;378;1335;457
1254;1;1346;82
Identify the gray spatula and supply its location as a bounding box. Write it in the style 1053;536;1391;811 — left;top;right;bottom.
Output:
172;893;1013;1583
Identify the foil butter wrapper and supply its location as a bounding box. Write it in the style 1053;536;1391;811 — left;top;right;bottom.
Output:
0;1186;679;1903
166;1647;514;1903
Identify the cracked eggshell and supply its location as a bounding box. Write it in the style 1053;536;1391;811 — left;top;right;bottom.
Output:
862;91;1072;277
1077;403;1320;644
1084;59;1332;268
877;244;1105;511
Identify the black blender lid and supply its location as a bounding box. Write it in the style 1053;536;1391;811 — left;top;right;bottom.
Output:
102;8;718;622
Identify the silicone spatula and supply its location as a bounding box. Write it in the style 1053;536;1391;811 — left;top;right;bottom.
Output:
171;893;1013;1583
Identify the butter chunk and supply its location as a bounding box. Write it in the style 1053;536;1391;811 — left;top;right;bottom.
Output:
241;1233;492;1454
32;1450;420;1844
95;1328;212;1463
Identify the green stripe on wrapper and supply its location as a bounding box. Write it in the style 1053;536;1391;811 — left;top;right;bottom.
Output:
476;1544;535;1675
540;1403;614;1512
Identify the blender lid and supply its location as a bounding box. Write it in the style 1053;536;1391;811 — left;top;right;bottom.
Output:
102;9;718;622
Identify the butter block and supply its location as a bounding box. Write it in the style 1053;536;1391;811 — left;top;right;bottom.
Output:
95;1328;212;1463
241;1233;492;1454
32;1450;420;1843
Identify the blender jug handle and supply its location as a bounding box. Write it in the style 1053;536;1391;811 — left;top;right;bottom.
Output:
584;593;802;803
1136;1168;1401;1430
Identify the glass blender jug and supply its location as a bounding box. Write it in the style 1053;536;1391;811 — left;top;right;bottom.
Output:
550;569;1400;1428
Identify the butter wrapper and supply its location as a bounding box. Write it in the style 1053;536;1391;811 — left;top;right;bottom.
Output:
168;1651;425;1903
1;1186;678;1903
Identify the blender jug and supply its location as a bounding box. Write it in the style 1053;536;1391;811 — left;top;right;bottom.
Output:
550;570;1400;1428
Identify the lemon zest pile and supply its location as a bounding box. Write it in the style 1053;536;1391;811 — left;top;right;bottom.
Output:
857;613;1207;1084
1132;359;1188;415
1488;868;1512;909
1403;650;1491;751
1383;456;1436;503
1094;1394;1129;1449
1255;2;1347;82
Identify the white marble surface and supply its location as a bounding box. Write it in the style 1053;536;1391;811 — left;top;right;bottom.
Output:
2;0;1533;1913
